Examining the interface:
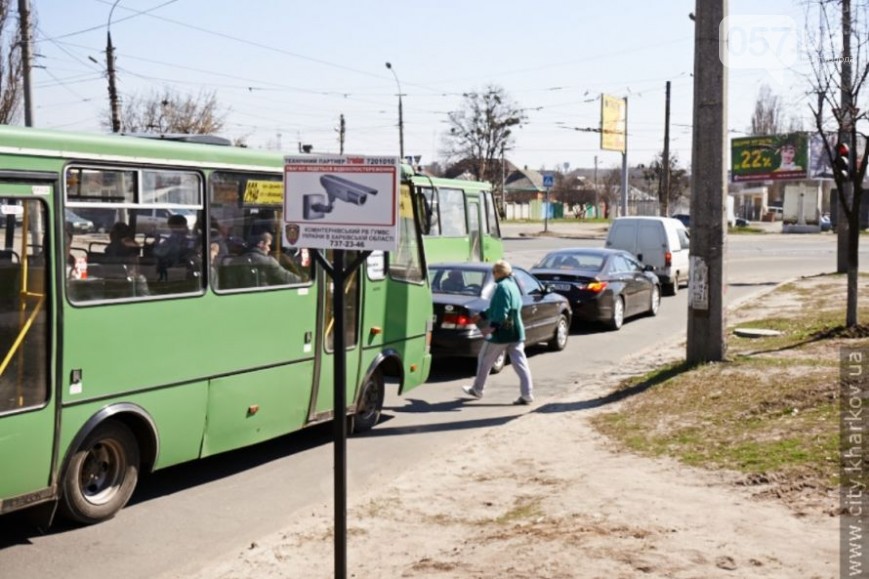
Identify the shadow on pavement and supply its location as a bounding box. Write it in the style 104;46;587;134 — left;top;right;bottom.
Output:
533;361;693;414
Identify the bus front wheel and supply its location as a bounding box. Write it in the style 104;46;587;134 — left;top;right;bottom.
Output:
60;420;140;525
351;369;384;434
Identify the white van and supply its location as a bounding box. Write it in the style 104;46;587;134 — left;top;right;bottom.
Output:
604;216;690;296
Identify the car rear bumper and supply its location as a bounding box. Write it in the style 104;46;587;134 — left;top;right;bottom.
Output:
569;297;612;323
431;330;485;358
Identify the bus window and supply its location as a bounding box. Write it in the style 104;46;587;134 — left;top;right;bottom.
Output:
209;172;312;291
467;200;482;261
0;198;49;412
65;166;206;302
484;191;501;238
390;186;424;283
438;188;467;237
418;187;439;235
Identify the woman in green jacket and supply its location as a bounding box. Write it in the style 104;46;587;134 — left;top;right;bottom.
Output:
463;260;534;405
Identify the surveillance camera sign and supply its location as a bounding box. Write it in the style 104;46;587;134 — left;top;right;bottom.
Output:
283;155;399;251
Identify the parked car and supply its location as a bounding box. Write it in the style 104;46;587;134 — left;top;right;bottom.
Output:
64;209;94;233
429;262;571;373
530;248;660;331
604;216;689;296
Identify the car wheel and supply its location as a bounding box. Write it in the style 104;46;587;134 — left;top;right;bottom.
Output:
648;285;661;316
663;273;679;297
608;296;624;331
59;420;140;525
489;350;506;374
547;314;569;351
351;369;384;433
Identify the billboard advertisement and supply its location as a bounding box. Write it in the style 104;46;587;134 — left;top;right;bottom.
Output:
730;132;808;182
283;155;399;251
600;94;626;153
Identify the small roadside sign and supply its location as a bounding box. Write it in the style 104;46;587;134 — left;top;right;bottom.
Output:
283;155;400;252
543;174;554;188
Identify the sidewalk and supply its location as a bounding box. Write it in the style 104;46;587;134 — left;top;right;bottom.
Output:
189;280;838;579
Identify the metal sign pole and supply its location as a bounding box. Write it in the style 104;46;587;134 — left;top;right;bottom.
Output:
331;249;347;579
284;154;399;578
310;248;371;579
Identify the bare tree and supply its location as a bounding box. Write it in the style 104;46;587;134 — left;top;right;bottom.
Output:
806;0;866;328
0;0;23;124
643;152;690;216
601;167;622;219
442;85;526;187
106;88;227;134
749;84;785;135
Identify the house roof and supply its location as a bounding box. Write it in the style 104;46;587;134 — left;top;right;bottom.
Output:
505;167;544;192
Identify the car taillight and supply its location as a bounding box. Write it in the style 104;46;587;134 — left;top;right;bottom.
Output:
441;312;473;329
665;251;672;267
585;281;607;293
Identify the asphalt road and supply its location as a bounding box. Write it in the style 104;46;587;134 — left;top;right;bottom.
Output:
0;230;863;578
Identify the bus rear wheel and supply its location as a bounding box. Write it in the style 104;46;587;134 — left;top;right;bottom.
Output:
60;420;140;525
352;369;384;434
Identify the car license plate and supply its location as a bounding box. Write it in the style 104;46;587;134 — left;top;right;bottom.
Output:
550;283;572;291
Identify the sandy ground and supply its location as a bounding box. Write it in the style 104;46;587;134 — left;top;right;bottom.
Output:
186;277;840;579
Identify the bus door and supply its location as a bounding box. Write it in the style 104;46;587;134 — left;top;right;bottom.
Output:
0;189;55;510
481;191;502;262
310;251;362;420
467;198;483;261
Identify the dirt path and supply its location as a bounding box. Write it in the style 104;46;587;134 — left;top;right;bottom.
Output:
186;334;839;579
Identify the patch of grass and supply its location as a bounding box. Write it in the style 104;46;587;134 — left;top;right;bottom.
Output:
591;273;869;510
728;226;765;234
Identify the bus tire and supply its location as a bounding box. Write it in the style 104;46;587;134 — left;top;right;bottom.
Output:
351;369;384;434
59;419;140;525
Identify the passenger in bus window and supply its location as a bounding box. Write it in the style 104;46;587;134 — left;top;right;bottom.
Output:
209;242;220;288
245;231;301;286
154;214;192;281
104;222;140;261
64;225;76;279
210;218;246;257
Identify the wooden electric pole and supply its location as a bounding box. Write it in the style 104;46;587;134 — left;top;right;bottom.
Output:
339;114;345;154
837;0;852;274
17;0;34;127
661;80;671;217
687;0;727;363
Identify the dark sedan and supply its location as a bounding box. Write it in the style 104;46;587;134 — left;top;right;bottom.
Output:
429;262;572;373
530;248;660;331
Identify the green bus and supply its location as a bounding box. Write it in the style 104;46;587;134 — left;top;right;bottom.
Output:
0;126;433;525
407;169;503;264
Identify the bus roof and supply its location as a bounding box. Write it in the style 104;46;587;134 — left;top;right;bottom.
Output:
0;125;284;171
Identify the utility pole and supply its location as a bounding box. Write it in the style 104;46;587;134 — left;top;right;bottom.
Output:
687;0;728;364
385;62;404;161
837;0;852;274
620;97;629;217
339;114;345;154
106;1;123;133
500;141;507;217
17;0;34;126
661;80;672;217
594;155;599;218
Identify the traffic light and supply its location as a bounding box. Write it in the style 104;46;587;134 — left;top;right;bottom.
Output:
835;142;851;181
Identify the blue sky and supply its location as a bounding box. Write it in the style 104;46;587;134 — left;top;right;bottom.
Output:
30;0;815;172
